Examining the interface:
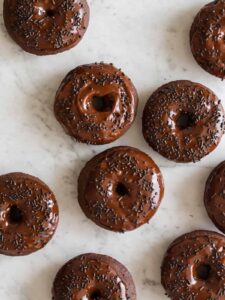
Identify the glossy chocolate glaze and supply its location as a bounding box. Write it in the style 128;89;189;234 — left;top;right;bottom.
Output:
0;173;59;256
78;146;164;232
54;63;138;145
205;161;225;233
52;253;136;300
142;80;225;163
3;0;89;55
161;230;225;300
190;0;225;79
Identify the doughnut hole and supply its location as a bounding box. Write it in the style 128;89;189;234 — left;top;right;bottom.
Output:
196;263;212;281
90;289;102;300
92;94;115;112
46;9;56;18
116;182;129;197
8;205;23;224
176;112;195;130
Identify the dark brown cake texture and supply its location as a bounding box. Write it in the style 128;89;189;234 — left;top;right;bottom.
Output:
161;230;225;300
142;80;225;163
78;146;164;232
190;0;225;79
54;63;139;145
3;0;90;55
52;253;136;300
0;172;59;256
204;160;225;234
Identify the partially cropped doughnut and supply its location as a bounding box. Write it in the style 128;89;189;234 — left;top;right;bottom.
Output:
204;160;225;233
190;0;225;79
78;146;164;232
142;80;225;162
52;253;136;300
161;230;225;300
54;63;138;145
0;172;59;256
3;0;89;55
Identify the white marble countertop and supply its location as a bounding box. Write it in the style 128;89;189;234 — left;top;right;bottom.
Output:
0;0;225;299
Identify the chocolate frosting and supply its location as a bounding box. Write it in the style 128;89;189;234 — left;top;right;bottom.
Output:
190;0;225;79
161;230;225;300
54;63;138;145
142;80;225;163
78;146;164;232
3;0;89;55
204;161;225;233
52;253;136;300
0;173;59;256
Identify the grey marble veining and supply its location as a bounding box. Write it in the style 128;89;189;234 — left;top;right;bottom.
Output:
0;0;224;299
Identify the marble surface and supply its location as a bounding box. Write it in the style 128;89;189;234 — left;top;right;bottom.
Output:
0;0;225;299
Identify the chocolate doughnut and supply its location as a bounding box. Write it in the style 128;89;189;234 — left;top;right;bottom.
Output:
78;146;164;232
142;80;225;163
52;253;136;300
204;161;225;233
161;230;225;300
190;0;225;79
0;172;59;256
54;63;138;145
3;0;89;55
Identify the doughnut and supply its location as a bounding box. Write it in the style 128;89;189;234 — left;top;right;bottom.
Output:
54;63;138;145
78;146;164;232
142;80;225;163
0;172;59;256
52;253;136;300
190;0;225;79
204;161;225;233
161;230;225;300
3;0;89;55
